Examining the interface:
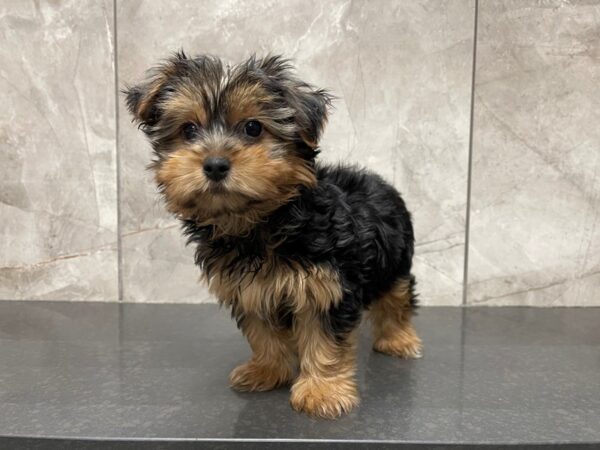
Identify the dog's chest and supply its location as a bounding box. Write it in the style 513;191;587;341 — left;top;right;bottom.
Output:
204;256;342;318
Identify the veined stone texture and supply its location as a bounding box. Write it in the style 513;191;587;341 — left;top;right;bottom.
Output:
467;0;600;305
0;0;118;301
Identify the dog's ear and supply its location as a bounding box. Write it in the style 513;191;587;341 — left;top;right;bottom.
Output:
124;81;160;126
256;55;333;149
123;52;187;128
290;87;333;149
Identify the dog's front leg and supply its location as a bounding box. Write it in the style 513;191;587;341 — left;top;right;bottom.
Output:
290;310;359;419
229;313;296;392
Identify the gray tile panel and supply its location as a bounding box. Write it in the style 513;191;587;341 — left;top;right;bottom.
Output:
1;302;599;448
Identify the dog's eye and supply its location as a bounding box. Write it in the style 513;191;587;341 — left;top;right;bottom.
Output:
244;120;262;138
182;122;199;140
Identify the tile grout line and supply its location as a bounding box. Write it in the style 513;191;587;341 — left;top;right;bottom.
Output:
113;0;123;303
463;0;479;306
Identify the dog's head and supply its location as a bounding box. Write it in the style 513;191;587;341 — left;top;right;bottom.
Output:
124;52;332;235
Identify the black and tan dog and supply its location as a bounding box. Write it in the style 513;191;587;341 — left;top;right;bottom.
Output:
125;53;421;419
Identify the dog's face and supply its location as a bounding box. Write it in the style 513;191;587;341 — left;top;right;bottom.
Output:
125;53;331;232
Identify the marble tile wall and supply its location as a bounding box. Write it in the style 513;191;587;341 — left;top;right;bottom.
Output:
1;0;598;305
0;0;118;301
467;0;600;305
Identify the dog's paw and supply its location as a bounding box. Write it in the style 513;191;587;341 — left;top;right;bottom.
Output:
290;375;359;419
373;335;423;359
229;360;293;392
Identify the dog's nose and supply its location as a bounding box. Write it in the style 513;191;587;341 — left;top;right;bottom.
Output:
203;157;230;182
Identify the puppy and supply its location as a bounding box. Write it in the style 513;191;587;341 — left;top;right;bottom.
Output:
125;52;421;419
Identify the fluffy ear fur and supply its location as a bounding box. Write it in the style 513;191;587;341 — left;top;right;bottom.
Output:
123;51;188;128
256;55;333;150
292;86;333;149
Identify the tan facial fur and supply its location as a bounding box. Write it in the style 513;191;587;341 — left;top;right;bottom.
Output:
225;83;274;126
150;83;316;237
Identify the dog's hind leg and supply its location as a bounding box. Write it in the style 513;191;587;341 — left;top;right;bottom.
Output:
369;276;422;359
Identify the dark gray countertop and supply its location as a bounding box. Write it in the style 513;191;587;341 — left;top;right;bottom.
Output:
1;301;599;449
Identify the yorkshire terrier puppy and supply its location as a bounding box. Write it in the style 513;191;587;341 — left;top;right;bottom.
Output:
125;52;421;419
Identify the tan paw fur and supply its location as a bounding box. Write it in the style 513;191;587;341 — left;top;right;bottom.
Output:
373;334;423;359
290;375;359;419
229;360;293;392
